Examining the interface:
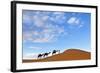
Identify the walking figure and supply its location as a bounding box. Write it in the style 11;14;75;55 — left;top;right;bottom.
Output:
43;52;51;57
52;50;60;55
37;54;43;59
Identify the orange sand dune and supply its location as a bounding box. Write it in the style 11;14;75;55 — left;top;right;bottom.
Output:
23;49;91;63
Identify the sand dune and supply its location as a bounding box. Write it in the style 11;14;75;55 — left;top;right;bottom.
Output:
23;49;91;63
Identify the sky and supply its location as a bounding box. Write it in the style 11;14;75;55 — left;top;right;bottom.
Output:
22;10;91;59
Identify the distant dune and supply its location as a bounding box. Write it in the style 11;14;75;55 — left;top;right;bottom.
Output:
23;49;91;63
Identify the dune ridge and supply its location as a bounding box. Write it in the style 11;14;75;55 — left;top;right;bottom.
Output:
23;49;91;63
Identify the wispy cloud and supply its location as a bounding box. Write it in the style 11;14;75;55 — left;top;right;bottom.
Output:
32;15;48;27
23;25;66;43
67;17;79;25
23;11;68;43
29;46;42;49
78;24;83;28
50;12;66;24
23;11;87;43
67;16;84;28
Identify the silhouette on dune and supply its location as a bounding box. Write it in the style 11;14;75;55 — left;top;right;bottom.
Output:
23;49;91;63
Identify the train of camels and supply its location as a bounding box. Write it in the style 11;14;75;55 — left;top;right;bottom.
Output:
37;50;60;59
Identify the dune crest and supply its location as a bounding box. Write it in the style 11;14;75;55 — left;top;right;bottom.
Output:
23;49;91;63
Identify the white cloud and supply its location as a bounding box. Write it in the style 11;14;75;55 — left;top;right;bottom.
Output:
23;11;68;43
32;15;44;27
67;17;84;28
78;24;83;28
29;46;42;49
32;14;50;28
50;12;66;23
32;37;52;43
32;31;39;36
23;24;66;43
23;32;32;40
23;14;30;21
23;29;55;43
67;17;78;24
75;19;80;24
31;30;56;43
23;14;32;25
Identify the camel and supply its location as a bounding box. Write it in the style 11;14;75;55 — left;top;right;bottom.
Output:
37;49;60;59
37;52;51;59
52;50;60;55
43;52;51;57
37;54;43;58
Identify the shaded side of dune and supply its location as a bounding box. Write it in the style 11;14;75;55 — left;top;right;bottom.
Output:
23;49;91;63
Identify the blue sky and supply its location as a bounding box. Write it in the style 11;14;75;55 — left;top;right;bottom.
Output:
22;10;91;59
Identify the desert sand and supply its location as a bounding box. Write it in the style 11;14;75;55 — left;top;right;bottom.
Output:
23;49;91;63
